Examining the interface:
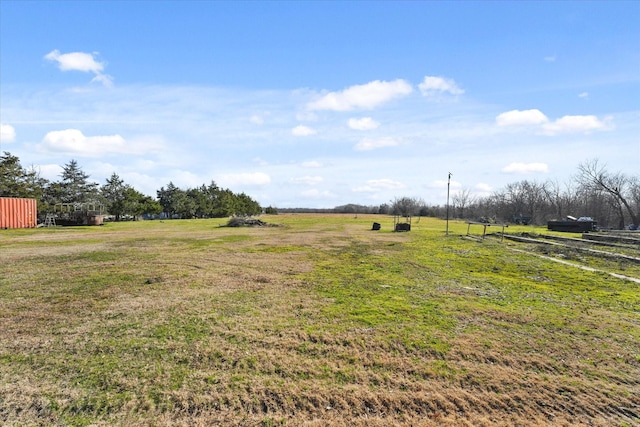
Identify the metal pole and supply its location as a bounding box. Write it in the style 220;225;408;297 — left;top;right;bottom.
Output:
446;172;451;236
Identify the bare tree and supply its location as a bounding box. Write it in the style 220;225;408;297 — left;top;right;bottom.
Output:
452;188;473;219
577;159;638;228
391;196;423;219
542;180;581;221
629;177;640;224
542;180;563;220
502;181;528;222
521;180;546;224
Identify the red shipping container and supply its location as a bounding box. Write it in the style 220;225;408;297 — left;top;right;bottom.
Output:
0;197;38;229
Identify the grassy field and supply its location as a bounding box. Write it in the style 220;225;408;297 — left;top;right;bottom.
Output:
1;214;638;426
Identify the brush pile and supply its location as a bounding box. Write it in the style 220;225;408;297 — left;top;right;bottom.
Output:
226;217;269;227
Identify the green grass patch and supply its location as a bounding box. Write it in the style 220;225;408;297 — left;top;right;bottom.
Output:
1;215;638;426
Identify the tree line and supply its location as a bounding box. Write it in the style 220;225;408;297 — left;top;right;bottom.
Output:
1;152;638;228
0;152;262;220
285;160;640;230
449;159;638;229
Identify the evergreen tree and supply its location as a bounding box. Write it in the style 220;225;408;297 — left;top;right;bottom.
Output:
157;182;183;218
235;192;262;216
0;151;46;199
58;159;100;204
101;173;130;221
127;190;162;218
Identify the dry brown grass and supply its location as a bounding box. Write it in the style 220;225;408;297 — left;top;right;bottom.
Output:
0;215;638;426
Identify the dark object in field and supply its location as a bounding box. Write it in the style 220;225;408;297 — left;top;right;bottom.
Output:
226;217;267;227
371;222;381;231
395;223;411;232
548;217;597;233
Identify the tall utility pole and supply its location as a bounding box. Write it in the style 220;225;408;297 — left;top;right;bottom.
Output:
446;172;452;236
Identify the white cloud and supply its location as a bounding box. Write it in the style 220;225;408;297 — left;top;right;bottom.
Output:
291;125;317;136
352;179;405;193
250;115;264;125
120;171;163;197
44;49;113;87
544;55;557;62
348;117;380;130
253;157;269;166
354;137;399;151
418;76;464;97
38;130;163;158
541;115;612;135
301;160;323;168
474;183;493;192
44;50;104;73
130;159;159;171
1;123;16;143
90;74;114;87
473;182;493;198
36;164;64;182
496;109;613;135
496;109;549;127
289;176;323;185
578;92;589;100
41;129;128;156
300;188;336;198
166;169;202;189
502;162;549;174
431;179;462;189
307;79;413;111
220;172;271;186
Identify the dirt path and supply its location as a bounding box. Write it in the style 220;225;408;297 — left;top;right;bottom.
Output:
508;247;640;284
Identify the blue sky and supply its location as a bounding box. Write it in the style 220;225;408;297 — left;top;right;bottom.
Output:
1;1;638;208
